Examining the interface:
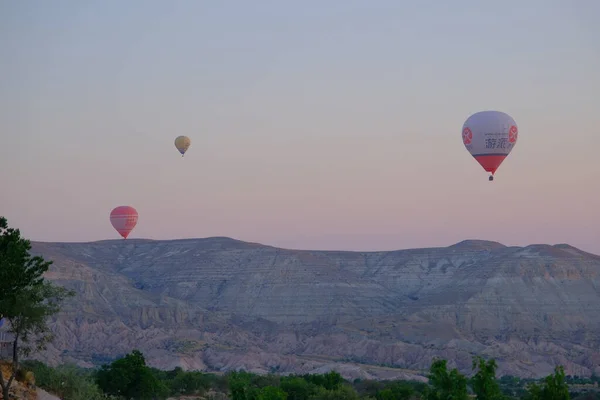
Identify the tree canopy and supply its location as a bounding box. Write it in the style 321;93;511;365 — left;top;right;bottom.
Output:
20;350;589;400
0;216;74;399
471;355;504;400
96;349;170;400
424;358;469;400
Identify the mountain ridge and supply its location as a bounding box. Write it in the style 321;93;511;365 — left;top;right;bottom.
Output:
34;236;599;257
33;237;511;252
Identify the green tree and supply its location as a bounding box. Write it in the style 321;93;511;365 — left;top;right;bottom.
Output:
20;360;56;388
309;385;360;400
50;364;106;400
229;371;260;400
170;369;211;396
375;382;414;400
96;349;169;400
0;217;48;303
425;358;469;400
323;371;344;391
524;366;570;400
303;371;344;391
280;376;319;400
20;360;116;400
525;382;541;400
351;379;384;398
258;386;289;400
252;374;281;389
376;388;395;400
0;216;74;400
471;356;504;400
542;366;570;400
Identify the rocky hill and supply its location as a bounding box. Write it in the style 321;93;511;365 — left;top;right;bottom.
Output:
27;238;600;380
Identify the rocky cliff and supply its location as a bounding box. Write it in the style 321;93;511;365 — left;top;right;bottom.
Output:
28;238;600;380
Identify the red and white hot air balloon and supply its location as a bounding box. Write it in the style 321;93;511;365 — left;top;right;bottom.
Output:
462;110;519;181
109;206;138;239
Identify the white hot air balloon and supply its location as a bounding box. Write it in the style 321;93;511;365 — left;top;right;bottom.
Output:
462;110;519;181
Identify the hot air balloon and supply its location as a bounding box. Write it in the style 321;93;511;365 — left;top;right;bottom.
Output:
110;206;138;239
462;110;518;181
174;136;191;157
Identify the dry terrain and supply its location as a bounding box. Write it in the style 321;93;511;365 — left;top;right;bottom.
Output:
21;238;600;380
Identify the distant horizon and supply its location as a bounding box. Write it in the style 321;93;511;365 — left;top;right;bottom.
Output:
29;234;599;256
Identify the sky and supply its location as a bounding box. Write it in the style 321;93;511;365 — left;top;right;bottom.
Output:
1;0;599;254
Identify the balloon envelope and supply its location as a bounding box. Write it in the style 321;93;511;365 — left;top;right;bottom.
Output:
462;110;518;176
110;206;138;239
174;136;191;156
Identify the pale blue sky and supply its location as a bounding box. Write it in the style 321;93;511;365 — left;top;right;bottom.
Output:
1;0;599;253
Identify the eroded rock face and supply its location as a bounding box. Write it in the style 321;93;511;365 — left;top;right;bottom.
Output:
30;238;600;380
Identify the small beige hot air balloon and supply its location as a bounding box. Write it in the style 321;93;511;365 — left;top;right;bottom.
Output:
174;136;191;157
